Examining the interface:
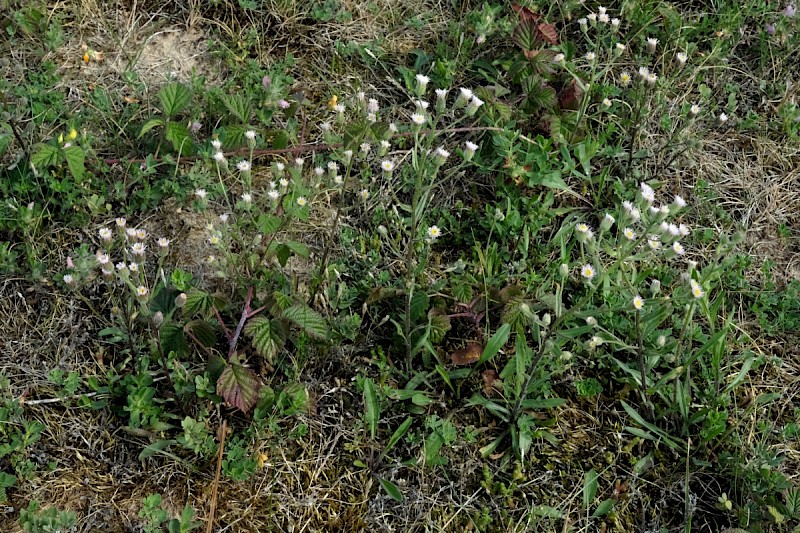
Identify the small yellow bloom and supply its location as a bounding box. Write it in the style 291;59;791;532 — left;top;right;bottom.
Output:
58;133;64;144
327;95;338;110
67;128;77;141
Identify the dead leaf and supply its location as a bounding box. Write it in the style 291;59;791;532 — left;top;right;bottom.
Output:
559;79;583;111
482;369;502;396
451;342;483;365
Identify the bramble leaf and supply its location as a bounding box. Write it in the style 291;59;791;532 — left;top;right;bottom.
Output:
217;361;261;412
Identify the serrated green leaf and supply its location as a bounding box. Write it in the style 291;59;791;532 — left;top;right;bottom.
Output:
165;121;192;154
363;378;379;439
245;316;286;362
378;476;403;501
158;82;192;118
256;214;281;235
160;323;189;356
284;241;310;259
410;291;429;322
184;319;216;348
138;117;165;138
63;145;85;182
217;362;261;412
583;469;598;509
282;304;329;340
219;93;252;124
184;289;213;317
30;143;59;171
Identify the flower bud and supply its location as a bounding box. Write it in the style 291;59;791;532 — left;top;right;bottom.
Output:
175;293;187;308
153;311;164;328
559;263;569;278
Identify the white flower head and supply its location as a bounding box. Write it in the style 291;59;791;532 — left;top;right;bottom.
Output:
314;166;324;176
99;227;113;241
211;139;222;150
245;130;256;140
633;295;645;310
131;242;146;256
241;193;252;203
195;188;208;199
427;225;441;239
237;160;251;172
623;227;636;240
297;196;307;207
672;241;686;255
580;264;596;280
359;189;370;201
381;160;396;172
411;113;426;125
268;189;280;200
646;37;659;53
157;237;170;249
115;217;126;228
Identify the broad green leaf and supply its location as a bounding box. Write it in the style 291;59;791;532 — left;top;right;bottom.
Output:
165;121;192;154
256;214;281;235
219;93;252;124
282;304;329;339
363;378;379;439
385;417;412;454
583;469;598;509
160;323;189;357
284;241;310;259
593;499;615;518
479;323;510;364
409;291;429;321
184;319;216;348
245;316;286;362
184;289;214;317
158;82;192;118
217;362;261;412
378;476;403;501
138;117;165;138
30;143;59;171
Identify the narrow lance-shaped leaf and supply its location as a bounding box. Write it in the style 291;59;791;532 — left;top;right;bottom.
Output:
363;378;379;439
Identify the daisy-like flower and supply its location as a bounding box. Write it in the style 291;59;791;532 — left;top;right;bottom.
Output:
719;113;729;123
598;6;607;15
640;182;655;203
434;147;450;164
157;237;170;249
585;52;596;61
623;227;636;240
602;98;612;108
411;113;426;126
415;73;430;93
580;264;596;280
241;193;252;203
672;241;686;255
244;130;256;140
128;262;139;272
587;13;598;23
334;175;344;185
620;71;632;87
115;262;127;271
647;237;661;250
63;274;75;286
611;18;620;29
359;189;370;201
297;196;308;207
131;242;146;256
689;104;701;117
211;139;222;150
314;166;324;177
667;223;681;237
464;141;478;161
388;123;398;133
213;151;226;163
99;227;113;241
136;286;148;298
268;189;280;200
237;160;251;172
676;52;688;66
653;206;664;216
427;225;441;239
295;158;304;168
205;222;215;232
633;295;645;310
455;88;474;108
586;316;598;327
553;53;566;64
576;223;590;234
136;229;147;240
690;279;704;298
208;235;220;245
578;17;588;30
360;142;371;155
115;217;126;228
333;103;345;113
615;42;626;54
195;189;208;200
646;37;658;53
381;160;396;173
219;213;229;223
96;253;110;265
599;13;609;23
367;98;379;114
280;178;289;188
679;224;690;236
674;195;687;208
646;73;658;85
276;162;286;172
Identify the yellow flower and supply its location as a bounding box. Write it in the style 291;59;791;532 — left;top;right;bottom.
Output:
327;95;338;110
67;128;77;141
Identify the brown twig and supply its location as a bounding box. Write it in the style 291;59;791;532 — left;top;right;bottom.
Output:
206;419;228;533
